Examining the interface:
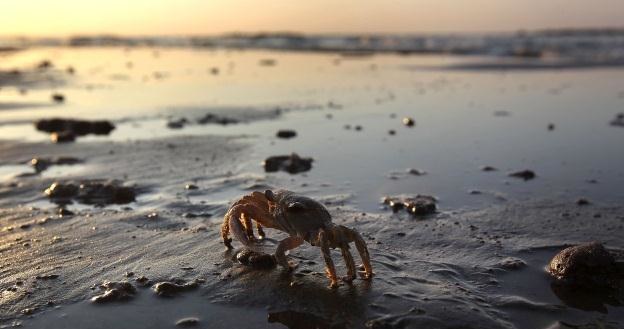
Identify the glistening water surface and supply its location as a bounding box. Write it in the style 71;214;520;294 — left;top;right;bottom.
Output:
1;48;623;211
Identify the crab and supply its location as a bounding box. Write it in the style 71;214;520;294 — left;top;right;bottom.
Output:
221;189;373;288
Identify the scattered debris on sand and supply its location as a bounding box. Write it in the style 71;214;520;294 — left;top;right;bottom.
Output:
44;180;136;206
402;117;415;127
481;166;497;172
29;157;82;173
508;169;536;180
548;242;619;288
37;60;53;70
91;281;137;303
175;317;201;327
35;274;60;280
35;118;115;142
263;153;313;174
276;130;297;139
152;280;199;297
167;118;189;129
259;59;277;66
382;195;437;216
51;93;65;103
197;113;239;125
406;168;426;176
236;248;277;269
185;184;198;190
610;113;624;127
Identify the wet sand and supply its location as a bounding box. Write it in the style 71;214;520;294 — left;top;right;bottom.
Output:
0;47;623;328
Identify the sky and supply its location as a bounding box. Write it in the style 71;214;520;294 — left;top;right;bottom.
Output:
1;0;623;36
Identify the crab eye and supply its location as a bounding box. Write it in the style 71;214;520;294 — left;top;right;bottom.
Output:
265;190;275;201
287;202;305;212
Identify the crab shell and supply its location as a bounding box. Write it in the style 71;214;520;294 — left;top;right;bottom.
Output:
221;189;373;288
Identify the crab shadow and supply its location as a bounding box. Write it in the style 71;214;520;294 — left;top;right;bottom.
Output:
220;247;373;328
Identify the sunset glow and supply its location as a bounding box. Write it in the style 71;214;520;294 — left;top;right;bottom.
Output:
2;0;623;36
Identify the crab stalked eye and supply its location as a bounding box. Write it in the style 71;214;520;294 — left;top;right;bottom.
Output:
287;202;305;212
265;190;275;201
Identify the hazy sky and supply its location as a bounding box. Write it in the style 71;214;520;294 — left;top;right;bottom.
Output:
2;0;623;36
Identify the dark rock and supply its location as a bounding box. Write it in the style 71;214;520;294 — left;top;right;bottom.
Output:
610;113;624;127
91;281;136;303
152;281;198;297
37;60;53;69
576;198;591;206
548;123;555;131
167;118;188;129
35;118;115;142
406;168;426;176
185;184;198;190
21;308;35;315
50;131;76;143
35;274;59;280
197;113;238;125
276;130;297;139
236;248;276;269
57;208;74;217
404;195;437;215
30;157;82;173
382;195;437;216
402;117;415;127
51;93;65;103
354;125;362;131
388;130;396;135
508;170;536;180
263;153;313;174
44;180;136;206
548;242;618;288
481;166;497;172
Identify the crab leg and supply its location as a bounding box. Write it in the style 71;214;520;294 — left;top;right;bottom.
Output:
274;236;304;270
241;213;256;241
221;204;269;249
256;222;266;239
340;244;357;282
340;226;373;279
318;229;339;288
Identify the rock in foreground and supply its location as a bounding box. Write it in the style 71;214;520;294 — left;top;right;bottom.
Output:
548;242;619;288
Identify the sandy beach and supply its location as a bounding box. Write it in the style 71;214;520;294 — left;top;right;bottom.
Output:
1;45;623;328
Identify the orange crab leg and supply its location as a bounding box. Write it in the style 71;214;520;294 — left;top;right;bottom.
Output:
318;229;339;289
344;226;373;279
340;244;357;283
221;203;271;249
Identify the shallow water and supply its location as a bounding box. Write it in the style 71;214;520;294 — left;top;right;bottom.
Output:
1;48;624;211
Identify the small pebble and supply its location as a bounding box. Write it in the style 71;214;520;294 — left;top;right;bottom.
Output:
402;117;415;127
